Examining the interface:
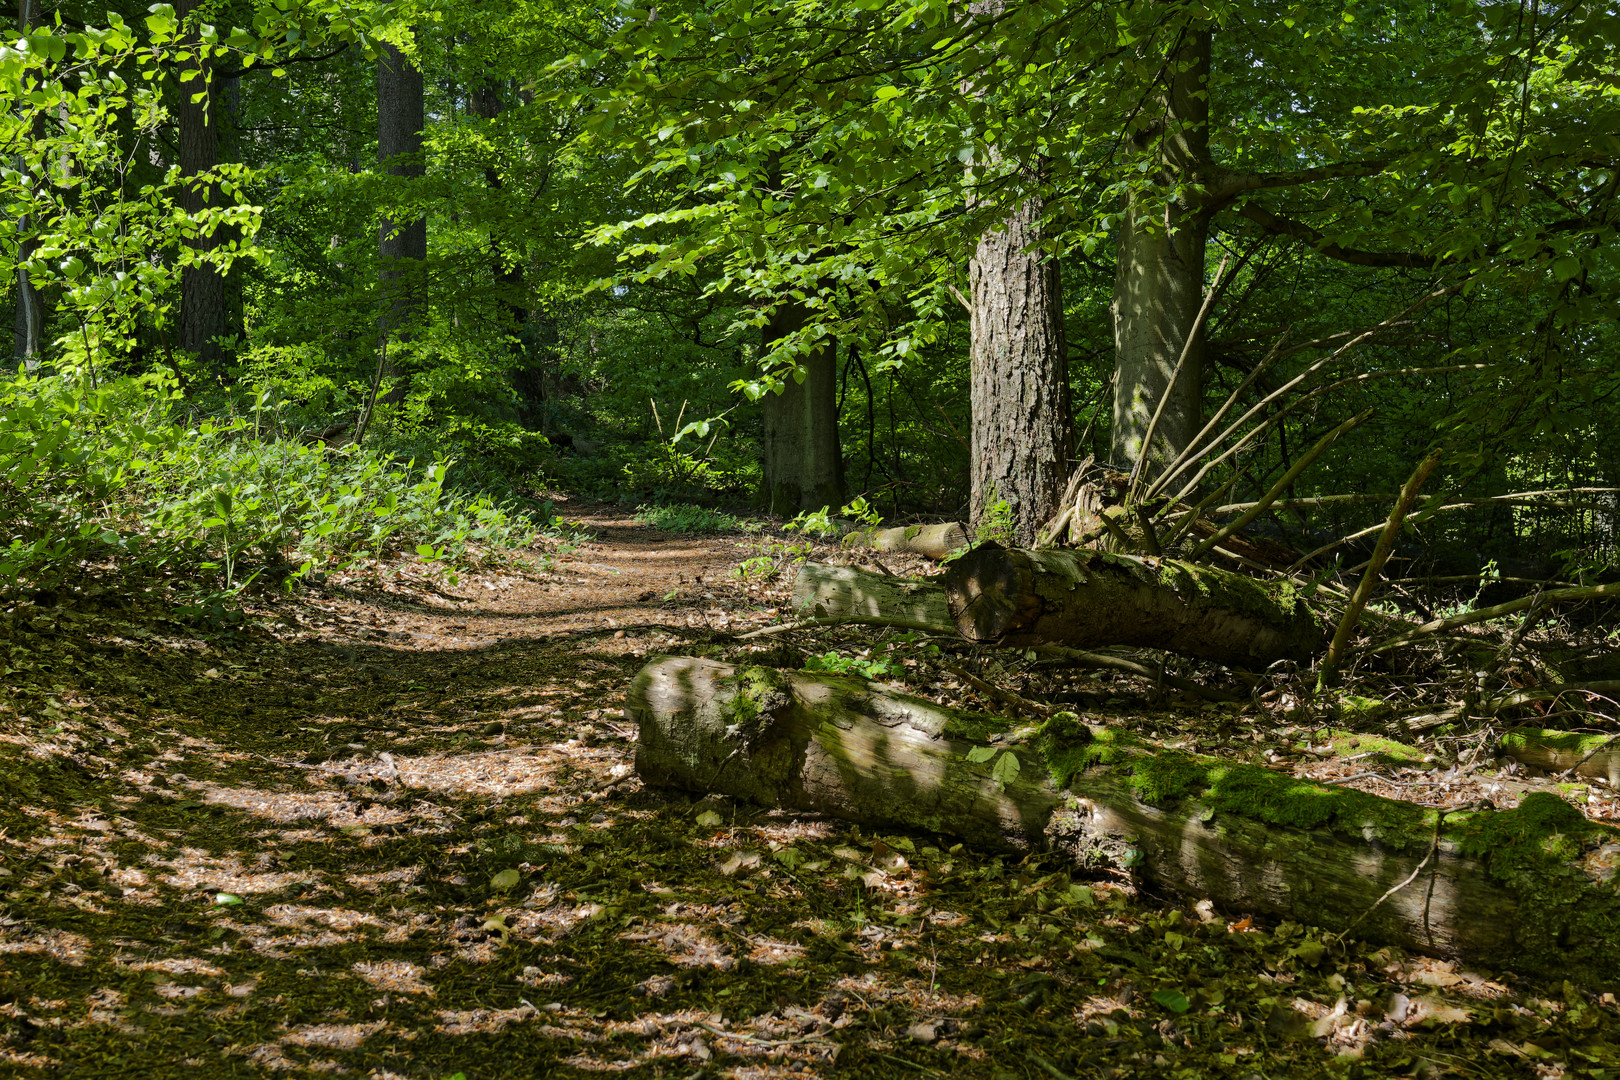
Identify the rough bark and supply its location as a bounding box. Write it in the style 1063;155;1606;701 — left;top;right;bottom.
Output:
943;542;1322;667
839;522;970;560
378;37;426;403
790;563;953;633
1111;29;1211;476
176;0;225;371
629;657;1062;851
631;658;1620;983
969;171;1071;545
760;302;844;515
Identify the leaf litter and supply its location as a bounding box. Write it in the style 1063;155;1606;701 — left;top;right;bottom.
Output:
0;506;1617;1078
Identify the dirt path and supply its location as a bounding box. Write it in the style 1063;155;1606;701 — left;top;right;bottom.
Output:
0;508;1613;1078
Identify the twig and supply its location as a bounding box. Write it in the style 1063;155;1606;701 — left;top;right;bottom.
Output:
1318;446;1443;688
1331;807;1452;945
945;663;1051;717
1366;583;1620;655
1189;409;1374;562
737;614;952;639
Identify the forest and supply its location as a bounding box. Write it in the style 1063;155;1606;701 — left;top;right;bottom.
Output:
2;0;1620;1076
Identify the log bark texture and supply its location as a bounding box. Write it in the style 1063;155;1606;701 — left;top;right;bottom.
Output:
840;522;970;560
943;543;1323;667
790;563;953;634
631;658;1620;983
1501;728;1620;786
629;656;1061;850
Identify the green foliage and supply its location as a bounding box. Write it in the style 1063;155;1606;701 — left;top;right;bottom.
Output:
803;650;901;680
633;502;758;534
974;499;1015;546
0;371;550;606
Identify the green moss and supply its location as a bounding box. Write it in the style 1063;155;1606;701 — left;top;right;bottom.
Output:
1332;695;1396;726
1035;711;1094;788
943;711;1016;744
1313;728;1425;766
1456;791;1590;862
724;665;788;736
1502;728;1616;757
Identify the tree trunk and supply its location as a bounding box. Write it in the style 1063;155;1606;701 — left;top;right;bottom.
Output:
1110;29;1211;477
760;302;844;515
12;0;44;368
969;174;1071;546
470;76;526;346
378;36;427;405
630;657;1620;984
943;542;1322;666
790;563;953;633
1501;728;1620;786
839;522;970;560
176;0;225;372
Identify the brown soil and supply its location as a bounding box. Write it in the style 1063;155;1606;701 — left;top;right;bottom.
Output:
1;506;1617;1079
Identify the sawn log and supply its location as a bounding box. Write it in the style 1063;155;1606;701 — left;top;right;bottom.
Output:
840;522;970;560
630;656;1620;983
790;563;954;634
943;543;1323;667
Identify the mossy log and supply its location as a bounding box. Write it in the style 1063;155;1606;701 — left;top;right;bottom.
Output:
631;658;1620;983
790;563;954;634
943;543;1323;667
1501;728;1620;785
629;656;1061;850
839;522;971;560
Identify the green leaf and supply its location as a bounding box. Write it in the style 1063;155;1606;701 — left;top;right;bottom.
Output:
966;745;998;763
213;892;243;906
490;868;520;891
1152;989;1191;1014
990;751;1021;786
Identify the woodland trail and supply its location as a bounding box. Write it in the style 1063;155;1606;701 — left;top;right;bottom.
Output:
1;508;1617;1078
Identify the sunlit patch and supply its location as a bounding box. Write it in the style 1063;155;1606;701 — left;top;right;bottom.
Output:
188;783;347;823
281;1021;386;1049
120;957;227;977
621;921;733;969
351;960;434;996
0;928;90;966
263;904;386;933
0;1049;58;1068
433;1003;538;1035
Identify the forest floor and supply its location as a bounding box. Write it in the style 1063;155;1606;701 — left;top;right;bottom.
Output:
2;505;1619;1079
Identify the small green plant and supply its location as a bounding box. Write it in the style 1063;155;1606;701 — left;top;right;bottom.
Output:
804;650;902;680
975;497;1016;545
735;556;778;580
634;502;757;534
784;495;884;538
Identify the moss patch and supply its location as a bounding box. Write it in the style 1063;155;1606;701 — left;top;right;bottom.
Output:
1502;728;1617;758
1310;728;1425;766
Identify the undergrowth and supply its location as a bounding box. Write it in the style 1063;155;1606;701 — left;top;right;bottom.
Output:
0;371;555;609
634;502;760;534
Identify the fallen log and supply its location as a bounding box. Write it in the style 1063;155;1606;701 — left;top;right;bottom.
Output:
1500;728;1620;785
630;657;1620;983
789;563;954;634
943;543;1323;667
840;522;971;561
629;656;1061;850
